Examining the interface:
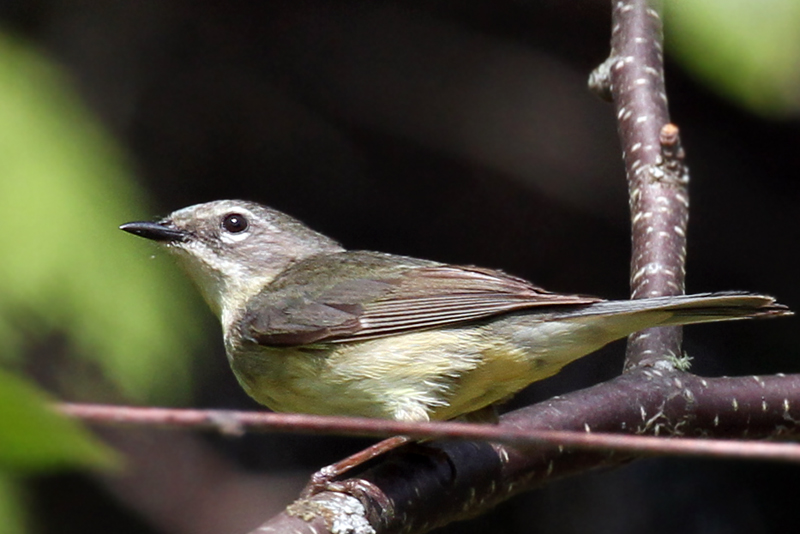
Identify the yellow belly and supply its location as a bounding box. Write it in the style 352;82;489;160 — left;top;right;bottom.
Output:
226;315;623;422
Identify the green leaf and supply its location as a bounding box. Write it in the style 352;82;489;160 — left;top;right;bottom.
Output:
0;369;116;472
0;474;29;534
0;32;205;402
665;0;800;117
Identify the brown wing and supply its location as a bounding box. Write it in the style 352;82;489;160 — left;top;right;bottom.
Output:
349;266;600;339
241;252;601;346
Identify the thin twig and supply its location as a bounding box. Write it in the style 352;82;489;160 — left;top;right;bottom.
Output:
594;0;690;369
58;400;800;463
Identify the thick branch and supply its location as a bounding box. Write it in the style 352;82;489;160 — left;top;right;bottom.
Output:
247;371;800;534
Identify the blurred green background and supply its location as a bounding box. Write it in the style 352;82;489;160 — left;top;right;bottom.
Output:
0;2;797;534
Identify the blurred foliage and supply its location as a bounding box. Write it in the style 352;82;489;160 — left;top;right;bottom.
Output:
666;0;800;118
0;28;205;531
0;369;116;472
0;474;26;534
0;31;202;402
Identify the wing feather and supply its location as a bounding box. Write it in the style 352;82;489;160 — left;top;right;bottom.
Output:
242;253;601;346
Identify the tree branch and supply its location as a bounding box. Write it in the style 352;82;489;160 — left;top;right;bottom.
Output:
55;371;800;534
61;3;788;533
57;375;800;458
242;371;800;534
236;2;792;531
592;0;690;369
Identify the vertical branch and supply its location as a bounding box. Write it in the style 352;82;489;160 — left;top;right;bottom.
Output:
592;0;690;370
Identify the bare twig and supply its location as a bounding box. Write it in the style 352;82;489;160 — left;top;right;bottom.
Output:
242;371;800;534
60;370;800;534
57;382;800;460
58;371;800;534
591;0;690;369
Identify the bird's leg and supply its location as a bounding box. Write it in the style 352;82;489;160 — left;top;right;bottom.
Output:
301;435;411;498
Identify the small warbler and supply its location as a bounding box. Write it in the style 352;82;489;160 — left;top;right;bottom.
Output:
121;200;789;422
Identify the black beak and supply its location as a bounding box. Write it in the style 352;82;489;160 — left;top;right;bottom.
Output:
119;221;188;242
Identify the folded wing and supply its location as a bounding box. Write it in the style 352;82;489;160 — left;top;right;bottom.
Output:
241;251;601;346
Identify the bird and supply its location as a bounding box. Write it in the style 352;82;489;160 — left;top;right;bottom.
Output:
120;199;790;423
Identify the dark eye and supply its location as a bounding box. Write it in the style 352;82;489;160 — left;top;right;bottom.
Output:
222;213;249;233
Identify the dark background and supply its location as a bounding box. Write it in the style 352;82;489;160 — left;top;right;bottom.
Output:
6;2;799;533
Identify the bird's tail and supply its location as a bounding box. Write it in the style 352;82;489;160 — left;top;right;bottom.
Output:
658;292;790;324
552;292;791;336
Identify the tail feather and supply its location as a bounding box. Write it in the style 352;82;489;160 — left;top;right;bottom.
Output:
553;292;791;329
648;292;790;322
